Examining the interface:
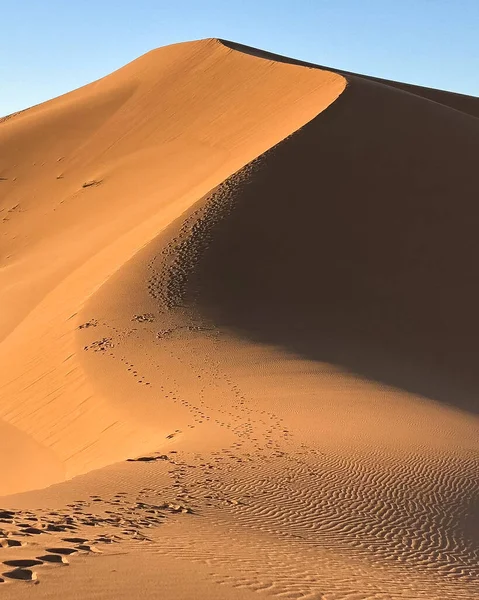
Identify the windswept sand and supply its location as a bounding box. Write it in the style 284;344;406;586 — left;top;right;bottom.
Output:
0;38;478;599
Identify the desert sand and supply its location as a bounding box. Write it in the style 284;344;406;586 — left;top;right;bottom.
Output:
0;38;478;599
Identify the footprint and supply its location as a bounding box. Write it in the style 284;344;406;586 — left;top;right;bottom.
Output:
45;547;78;556
46;524;68;532
77;544;101;553
2;568;38;582
82;179;102;188
0;539;25;548
37;554;69;565
3;559;43;568
95;536;114;544
21;527;46;535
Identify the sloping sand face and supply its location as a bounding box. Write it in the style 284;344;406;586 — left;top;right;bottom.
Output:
0;39;478;599
0;39;344;492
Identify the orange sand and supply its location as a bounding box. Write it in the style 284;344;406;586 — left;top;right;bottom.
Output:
0;39;477;599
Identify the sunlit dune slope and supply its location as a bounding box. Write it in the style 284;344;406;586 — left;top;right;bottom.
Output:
0;38;344;340
0;38;345;494
221;39;479;118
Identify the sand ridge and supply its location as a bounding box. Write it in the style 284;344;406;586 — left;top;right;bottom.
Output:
1;37;478;599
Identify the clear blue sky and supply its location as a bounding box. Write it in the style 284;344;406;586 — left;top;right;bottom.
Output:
1;1;478;115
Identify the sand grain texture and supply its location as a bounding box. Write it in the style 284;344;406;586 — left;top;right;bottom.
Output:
0;38;478;599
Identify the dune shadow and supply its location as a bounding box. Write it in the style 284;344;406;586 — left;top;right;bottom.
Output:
187;78;479;415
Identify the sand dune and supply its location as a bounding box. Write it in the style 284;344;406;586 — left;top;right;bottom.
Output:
0;39;344;492
1;38;478;599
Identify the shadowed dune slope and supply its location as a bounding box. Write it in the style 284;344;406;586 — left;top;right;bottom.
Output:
0;38;345;494
179;74;479;414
